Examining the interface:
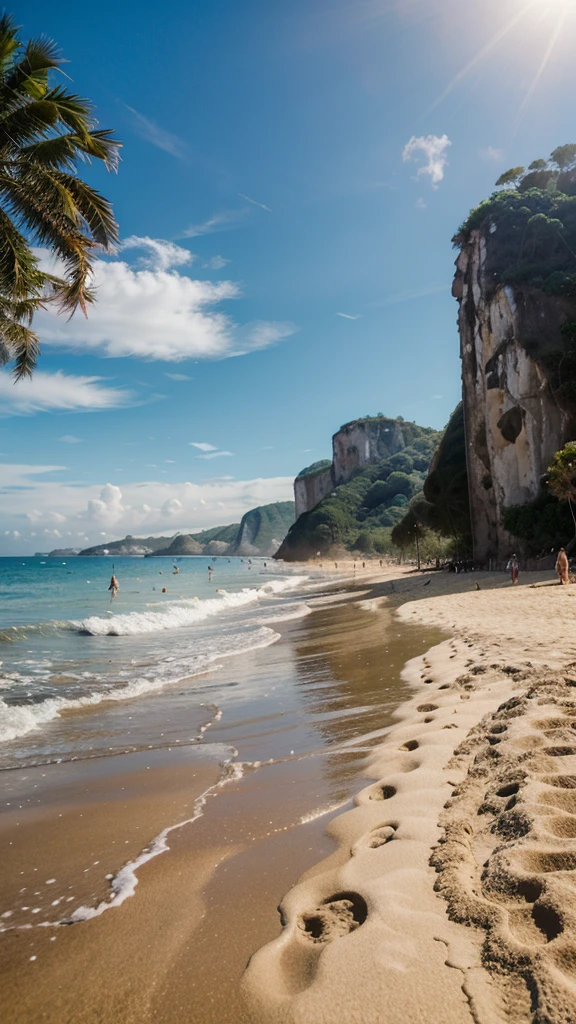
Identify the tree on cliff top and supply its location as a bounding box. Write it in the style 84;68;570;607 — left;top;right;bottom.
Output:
0;14;120;377
547;442;576;538
495;145;576;197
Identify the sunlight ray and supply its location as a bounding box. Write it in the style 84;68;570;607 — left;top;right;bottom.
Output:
512;10;566;133
427;0;539;113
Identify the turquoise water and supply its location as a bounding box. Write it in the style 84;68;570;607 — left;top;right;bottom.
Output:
0;556;328;766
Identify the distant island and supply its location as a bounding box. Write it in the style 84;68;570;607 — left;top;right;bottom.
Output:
51;501;296;559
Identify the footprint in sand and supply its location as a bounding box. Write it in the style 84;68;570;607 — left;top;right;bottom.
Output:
368;783;396;801
297;892;368;944
353;824;397;855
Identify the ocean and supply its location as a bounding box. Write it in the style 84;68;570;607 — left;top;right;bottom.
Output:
0;555;326;768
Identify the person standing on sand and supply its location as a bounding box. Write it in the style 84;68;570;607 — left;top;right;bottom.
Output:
556;547;570;585
506;553;519;585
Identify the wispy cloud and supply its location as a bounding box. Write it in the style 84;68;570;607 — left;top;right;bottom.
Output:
372;284;448;306
125;105;187;158
59;435;83;444
121;236;192;271
415;197;427;210
196;450;234;460
336;312;362;320
182;209;247;238
480;146;504;163
402;134;451;188
190;442;218;452
202;255;230;270
165;372;192;381
0;372;134;416
238;192;272;213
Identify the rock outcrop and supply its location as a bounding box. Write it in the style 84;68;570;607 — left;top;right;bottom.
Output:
294;417;428;517
294;463;333;518
454;229;574;563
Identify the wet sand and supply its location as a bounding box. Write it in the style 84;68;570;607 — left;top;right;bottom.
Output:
1;571;444;1023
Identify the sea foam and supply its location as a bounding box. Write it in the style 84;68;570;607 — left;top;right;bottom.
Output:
77;577;309;636
0;627;280;744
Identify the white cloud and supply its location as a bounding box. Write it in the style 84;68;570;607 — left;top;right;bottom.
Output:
402;134;451;188
196;450;234;460
0;467;294;553
0;371;134;415
59;435;83;444
125;105;186;158
162;497;183;516
34;248;296;363
165;373;192;381
190;442;218;452
238;193;272;213
481;146;504;162
336;312;361;320
203;255;230;270
121;236;192;271
415;197;427;210
86;483;126;524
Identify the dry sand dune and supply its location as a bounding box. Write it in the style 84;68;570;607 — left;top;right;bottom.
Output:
242;574;576;1024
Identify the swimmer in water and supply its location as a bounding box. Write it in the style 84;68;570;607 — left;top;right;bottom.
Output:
108;574;119;598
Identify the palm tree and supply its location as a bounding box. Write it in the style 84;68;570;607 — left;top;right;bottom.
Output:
0;14;120;378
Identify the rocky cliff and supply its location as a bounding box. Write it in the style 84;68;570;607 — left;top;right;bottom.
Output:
277;421;441;560
232;501;295;556
294;461;333;518
294;417;430;517
454;229;574;563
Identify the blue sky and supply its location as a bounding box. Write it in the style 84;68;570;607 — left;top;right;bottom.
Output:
3;0;576;552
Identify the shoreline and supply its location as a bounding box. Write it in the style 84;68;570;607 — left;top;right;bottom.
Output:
243;568;576;1024
3;564;575;1023
0;565;437;1023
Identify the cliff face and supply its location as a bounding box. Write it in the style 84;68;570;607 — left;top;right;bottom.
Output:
455;229;573;563
332;419;411;484
232;501;295;556
294;417;419;517
294;467;334;518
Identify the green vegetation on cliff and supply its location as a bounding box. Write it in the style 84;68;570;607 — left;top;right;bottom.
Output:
297;460;331;479
457;145;576;301
391;404;472;557
276;423;441;560
151;502;295;558
507;441;576;556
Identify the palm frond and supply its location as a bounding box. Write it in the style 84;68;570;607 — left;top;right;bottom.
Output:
3;35;62;101
0;20;119;374
51;171;119;246
0;14;20;79
0;313;40;378
0;206;46;298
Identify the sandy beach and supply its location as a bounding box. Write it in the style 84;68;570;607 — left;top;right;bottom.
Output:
244;568;576;1024
2;563;576;1024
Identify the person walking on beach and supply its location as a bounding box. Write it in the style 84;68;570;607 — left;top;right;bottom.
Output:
556;547;570;585
506;553;519;585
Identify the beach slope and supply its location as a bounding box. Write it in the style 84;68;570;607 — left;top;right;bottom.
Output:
242;574;576;1024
